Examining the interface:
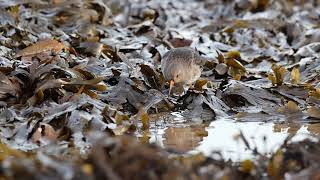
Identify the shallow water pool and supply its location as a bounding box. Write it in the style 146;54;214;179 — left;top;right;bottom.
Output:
147;113;319;161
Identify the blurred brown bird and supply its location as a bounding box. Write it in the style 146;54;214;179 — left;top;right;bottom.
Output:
161;47;205;95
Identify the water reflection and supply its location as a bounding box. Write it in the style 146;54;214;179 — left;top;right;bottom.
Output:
196;119;317;161
148;113;209;152
149;113;319;161
163;124;208;152
307;123;320;135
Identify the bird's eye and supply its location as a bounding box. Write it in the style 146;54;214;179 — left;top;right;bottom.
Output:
176;74;179;78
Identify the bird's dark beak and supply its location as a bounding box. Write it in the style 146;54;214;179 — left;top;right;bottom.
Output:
169;80;174;95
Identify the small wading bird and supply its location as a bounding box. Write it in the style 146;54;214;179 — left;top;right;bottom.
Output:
161;47;205;95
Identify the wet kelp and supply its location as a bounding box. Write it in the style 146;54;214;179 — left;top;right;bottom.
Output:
0;0;320;179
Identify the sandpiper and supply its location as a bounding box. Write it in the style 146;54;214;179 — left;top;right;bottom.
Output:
161;47;205;95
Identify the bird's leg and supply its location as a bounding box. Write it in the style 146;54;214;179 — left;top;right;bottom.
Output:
185;83;193;92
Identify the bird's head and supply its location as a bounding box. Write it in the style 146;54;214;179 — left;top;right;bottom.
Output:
168;64;186;95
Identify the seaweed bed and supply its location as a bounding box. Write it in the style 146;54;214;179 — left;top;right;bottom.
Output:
0;0;320;179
